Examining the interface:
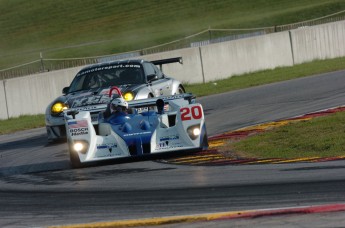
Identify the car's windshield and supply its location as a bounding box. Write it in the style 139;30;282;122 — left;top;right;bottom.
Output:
68;64;145;93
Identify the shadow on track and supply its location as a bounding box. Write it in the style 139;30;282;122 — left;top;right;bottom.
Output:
0;134;50;151
0;150;190;177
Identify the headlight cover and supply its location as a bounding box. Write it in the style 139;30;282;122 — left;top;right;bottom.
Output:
123;92;134;101
72;140;89;154
187;124;201;140
51;102;68;115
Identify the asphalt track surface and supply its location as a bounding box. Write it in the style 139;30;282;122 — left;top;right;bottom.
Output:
1;70;345;227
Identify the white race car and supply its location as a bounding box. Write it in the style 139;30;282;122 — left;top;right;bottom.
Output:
64;88;208;168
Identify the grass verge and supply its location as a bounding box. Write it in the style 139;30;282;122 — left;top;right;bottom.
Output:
185;56;345;96
232;111;345;159
0;114;45;135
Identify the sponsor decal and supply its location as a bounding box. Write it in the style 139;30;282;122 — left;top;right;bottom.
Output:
96;152;122;158
76;64;141;77
158;141;169;148
156;142;183;150
76;106;99;111
68;120;89;136
163;94;184;100
72;92;92;98
97;143;117;153
123;131;151;137
156;135;182;150
69;128;88;136
72;95;110;108
160;135;179;141
68;120;88;128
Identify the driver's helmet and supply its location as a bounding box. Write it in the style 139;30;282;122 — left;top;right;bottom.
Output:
110;97;128;113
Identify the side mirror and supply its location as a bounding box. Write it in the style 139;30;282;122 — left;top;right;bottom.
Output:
62;87;69;95
147;74;158;82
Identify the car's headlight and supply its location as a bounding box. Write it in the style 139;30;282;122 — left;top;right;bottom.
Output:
51;102;68;115
72;140;89;154
187;124;201;140
123;92;134;101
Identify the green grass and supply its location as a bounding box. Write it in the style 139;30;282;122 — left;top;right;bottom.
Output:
1;0;345;68
233;111;345;159
185;56;345;96
0;114;45;135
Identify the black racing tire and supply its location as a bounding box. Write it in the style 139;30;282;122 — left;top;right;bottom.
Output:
70;151;83;168
68;143;83;168
201;133;209;150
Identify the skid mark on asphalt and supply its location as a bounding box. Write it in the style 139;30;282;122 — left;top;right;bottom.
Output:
159;106;345;166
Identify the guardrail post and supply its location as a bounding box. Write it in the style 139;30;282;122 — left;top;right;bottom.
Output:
3;80;10;120
40;52;45;72
199;47;206;84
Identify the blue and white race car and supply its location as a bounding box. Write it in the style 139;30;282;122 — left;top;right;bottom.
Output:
64;87;208;168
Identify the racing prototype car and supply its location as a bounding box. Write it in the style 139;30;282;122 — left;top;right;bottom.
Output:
64;88;208;168
45;57;185;142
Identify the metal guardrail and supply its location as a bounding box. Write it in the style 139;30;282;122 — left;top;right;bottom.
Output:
1;13;345;80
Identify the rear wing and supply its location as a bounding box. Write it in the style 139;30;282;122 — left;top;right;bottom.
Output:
128;93;194;109
151;57;183;70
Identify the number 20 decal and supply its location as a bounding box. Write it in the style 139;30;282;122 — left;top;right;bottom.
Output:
180;106;202;121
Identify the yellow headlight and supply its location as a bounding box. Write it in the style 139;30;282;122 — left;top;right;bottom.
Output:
123;92;134;101
51;102;68;114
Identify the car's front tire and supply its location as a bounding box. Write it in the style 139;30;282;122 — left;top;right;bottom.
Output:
201;134;209;150
46;125;66;143
68;143;83;168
